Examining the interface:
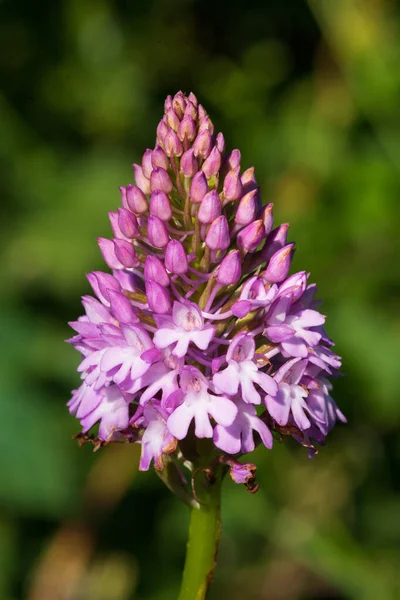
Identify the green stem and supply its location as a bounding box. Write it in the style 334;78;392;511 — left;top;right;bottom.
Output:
178;469;222;600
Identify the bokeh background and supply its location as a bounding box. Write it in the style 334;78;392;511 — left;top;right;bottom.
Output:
1;0;400;598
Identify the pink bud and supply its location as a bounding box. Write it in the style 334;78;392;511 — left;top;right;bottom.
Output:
164;95;173;111
241;167;257;193
108;290;137;323
113;238;139;268
216;132;225;154
205;215;230;250
133;164;150;194
198;104;207;120
184;101;197;120
190;171;208;204
226;149;241;170
262;243;294;283
165;239;189;274
178;116;196;142
223;166;243;201
152;145;169;170
237;220;265;253
156;119;168;143
125;184;148;215
87;271;121;305
198;116;215;135
172;92;186;119
144;256;170;287
164;129;183;157
181;149;198;177
133;164;150;195
193;130;212;159
150;167;173;193
119;186;128;208
142;149;153;179
166;108;180;132
202;147;222;179
198;190;221;224
235;189;259;226
188;92;198;107
146;280;172;314
147;215;169;248
118;208;139;239
149;190;172;221
216;250;241;285
261;223;289;262
98;237;122;270
261;203;274;235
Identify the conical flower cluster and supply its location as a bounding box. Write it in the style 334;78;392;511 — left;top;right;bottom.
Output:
67;92;345;491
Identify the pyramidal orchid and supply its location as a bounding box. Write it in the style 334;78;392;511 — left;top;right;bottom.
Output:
66;91;345;599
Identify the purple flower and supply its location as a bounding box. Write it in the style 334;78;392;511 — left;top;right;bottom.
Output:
213;333;277;404
67;92;344;492
137;401;177;471
167;367;238;439
214;399;273;453
153;301;215;357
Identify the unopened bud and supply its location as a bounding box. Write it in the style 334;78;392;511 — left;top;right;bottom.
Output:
150;167;173;194
202;147;222;179
144;256;169;287
164;129;183;157
165;240;189;274
190;171;208;204
205;215;230;250
142;149;153;179
235;189;259;226
181;149;198;177
198;190;221;224
133;164;151;195
118;208;139;239
216;250;241;285
237;220;265;253
152;145;169;170
223;166;243;201
146;280;172;314
125;184;148;215
178;116;196;142
150;190;172;221
262;243;294;283
147;215;169;248
193;130;212;159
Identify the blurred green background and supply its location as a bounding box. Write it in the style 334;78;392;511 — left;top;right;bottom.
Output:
1;0;399;598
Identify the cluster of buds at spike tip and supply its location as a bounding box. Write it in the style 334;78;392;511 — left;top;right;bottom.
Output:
67;92;345;495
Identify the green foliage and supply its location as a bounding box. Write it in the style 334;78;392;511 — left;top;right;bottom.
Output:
0;0;399;598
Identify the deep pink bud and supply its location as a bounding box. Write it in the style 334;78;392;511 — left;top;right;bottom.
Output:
164;129;183;157
166;108;180;132
241;167;257;193
181;149;198;177
235;189;259;226
172;92;186;118
216;132;225;154
237;220;265;253
125;184;148;215
149;190;172;221
164;95;172;111
133;164;150;195
198;190;221;224
113;239;139;268
156;119;168;142
190;171;208;204
198;116;215;135
184;101;197;120
146;280;172;314
178;116;196;142
150;167;173;193
262;243;294;283
193;130;212;159
261;202;274;235
165;240;189;274
144;256;169;287
108;290;137;324
119;186;128;208
147;215;169;248
223;166;243;201
142;149;153;179
205;215;230;250
202;147;222;179
261;223;289;262
118;208;139;239
152;145;169;170
198;104;207;120
226;149;241;170
98;237;122;270
87;271;121;305
216;250;241;285
188;92;198;107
